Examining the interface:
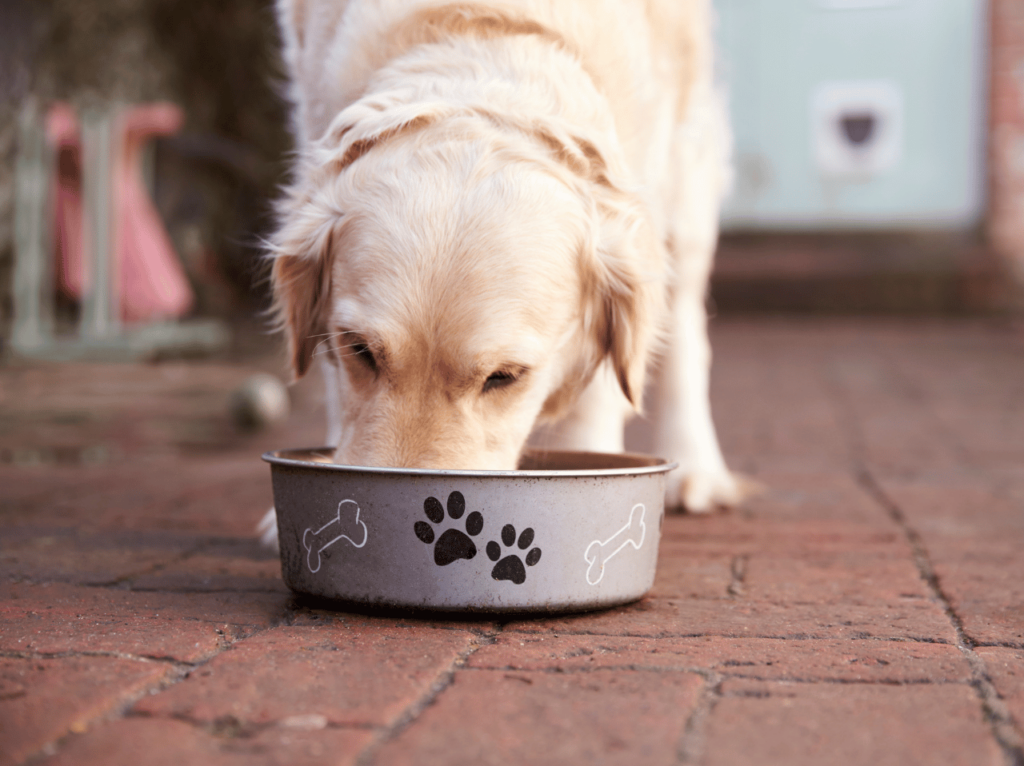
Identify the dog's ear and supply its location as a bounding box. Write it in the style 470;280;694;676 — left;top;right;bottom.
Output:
269;195;339;380
270;95;443;380
540;127;664;409
271;253;328;380
315;99;446;173
586;188;664;409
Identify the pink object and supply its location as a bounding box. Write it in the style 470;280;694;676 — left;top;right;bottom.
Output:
47;102;194;323
48;103;86;300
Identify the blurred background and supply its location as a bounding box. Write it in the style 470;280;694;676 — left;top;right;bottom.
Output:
712;0;1022;314
0;0;1021;466
1;0;290;352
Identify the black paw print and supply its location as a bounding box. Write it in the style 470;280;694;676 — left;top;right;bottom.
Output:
414;491;483;566
486;524;542;584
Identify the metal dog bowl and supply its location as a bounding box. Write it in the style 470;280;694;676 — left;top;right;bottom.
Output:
264;448;677;613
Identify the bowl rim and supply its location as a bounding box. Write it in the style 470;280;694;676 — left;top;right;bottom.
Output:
262;447;678;478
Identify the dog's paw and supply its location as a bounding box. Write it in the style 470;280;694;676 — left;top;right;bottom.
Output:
665;468;761;514
257;507;280;551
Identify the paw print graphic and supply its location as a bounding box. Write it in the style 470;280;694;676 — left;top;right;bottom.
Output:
486;524;542;584
414;491;484;566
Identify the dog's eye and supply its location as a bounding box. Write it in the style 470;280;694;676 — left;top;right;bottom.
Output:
483;370;518;393
350;341;377;373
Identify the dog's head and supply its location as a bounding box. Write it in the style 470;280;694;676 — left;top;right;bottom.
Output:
271;98;663;470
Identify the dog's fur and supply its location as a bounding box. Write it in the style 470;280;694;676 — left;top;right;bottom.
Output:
264;0;743;541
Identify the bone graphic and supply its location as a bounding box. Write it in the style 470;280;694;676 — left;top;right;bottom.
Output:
303;499;368;573
583;503;646;586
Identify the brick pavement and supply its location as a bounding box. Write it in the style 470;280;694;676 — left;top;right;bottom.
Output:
1;319;1023;766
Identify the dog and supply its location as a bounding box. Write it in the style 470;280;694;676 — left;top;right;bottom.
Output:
259;0;744;547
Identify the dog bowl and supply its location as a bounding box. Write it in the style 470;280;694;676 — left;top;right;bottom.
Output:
264;448;677;613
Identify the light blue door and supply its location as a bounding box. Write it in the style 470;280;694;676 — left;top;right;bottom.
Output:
714;0;987;229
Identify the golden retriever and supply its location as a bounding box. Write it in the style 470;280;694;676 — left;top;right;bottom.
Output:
259;0;743;546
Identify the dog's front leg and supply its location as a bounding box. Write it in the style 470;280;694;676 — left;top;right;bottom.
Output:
650;264;742;512
649;86;749;512
530;363;632;455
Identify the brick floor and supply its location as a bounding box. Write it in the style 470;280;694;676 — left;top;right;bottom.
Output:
703;681;1003;766
1;318;1023;766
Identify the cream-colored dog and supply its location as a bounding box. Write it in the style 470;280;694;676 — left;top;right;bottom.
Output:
260;0;742;546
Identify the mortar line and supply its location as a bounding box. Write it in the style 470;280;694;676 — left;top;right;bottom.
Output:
17;611;286;764
457;664;972;685
822;345;1024;766
125;708;379;734
859;467;1024;766
0;648;195;667
675;672;723;765
91;546;207;589
727;554;748;598
353;626;500;766
499;627;956;644
20;658;192;766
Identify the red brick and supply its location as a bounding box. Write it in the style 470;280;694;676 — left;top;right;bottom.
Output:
747;471;895;524
138;459;278;536
660;515;904;557
128;540;287;594
812;356;970;474
134;624;476;727
878;480;1024;645
705;365;851;471
939;584;1024;647
0;655;171;765
976;647;1024;731
703;680;1002;766
723;412;851;469
373;669;703;766
742;550;930;605
505;596;957;643
286;600;499;634
39;711;373;766
666;471;894;527
0;360;318;478
880;481;1024;543
0;525;186;586
468;634;971;683
650;551;733;599
0;582;288;662
936;409;1024;467
858;419;967;475
2;320;1021;766
1;457;275;538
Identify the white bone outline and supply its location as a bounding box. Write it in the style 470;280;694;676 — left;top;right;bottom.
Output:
583;503;646;585
303;499;368;574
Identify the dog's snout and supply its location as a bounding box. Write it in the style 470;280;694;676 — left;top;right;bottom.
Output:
336;397;513;471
